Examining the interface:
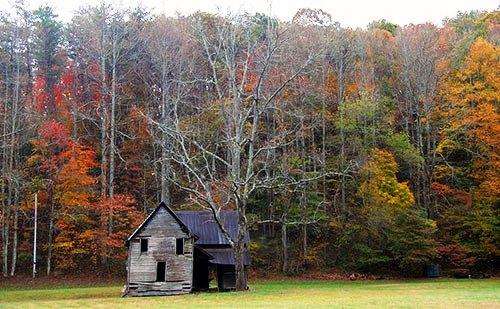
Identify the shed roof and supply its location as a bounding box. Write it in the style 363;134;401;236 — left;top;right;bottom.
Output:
204;247;251;266
176;211;250;246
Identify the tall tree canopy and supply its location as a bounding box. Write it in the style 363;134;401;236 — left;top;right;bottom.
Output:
0;5;498;280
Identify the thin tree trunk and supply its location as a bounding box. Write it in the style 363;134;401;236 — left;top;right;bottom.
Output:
109;25;116;201
2;59;11;277
281;219;288;274
9;185;19;276
9;45;20;277
160;134;170;205
160;63;170;205
46;184;54;276
33;193;37;279
71;83;78;139
100;21;108;198
106;32;117;274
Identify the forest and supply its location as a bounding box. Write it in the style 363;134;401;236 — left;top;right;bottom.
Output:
0;3;498;284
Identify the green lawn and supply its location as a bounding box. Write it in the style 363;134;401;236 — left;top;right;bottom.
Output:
0;279;499;308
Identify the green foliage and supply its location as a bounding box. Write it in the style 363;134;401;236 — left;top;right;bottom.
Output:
389;209;438;276
352;243;391;271
369;19;399;35
335;95;394;146
346;149;437;274
443;10;491;67
385;133;424;168
33;6;63;69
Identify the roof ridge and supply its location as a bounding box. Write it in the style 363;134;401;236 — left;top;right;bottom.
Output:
127;202;198;243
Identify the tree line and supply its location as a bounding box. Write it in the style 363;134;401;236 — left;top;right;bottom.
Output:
0;3;498;287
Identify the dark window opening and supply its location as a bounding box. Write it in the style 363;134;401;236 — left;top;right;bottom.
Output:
140;238;148;253
156;261;166;282
176;238;184;255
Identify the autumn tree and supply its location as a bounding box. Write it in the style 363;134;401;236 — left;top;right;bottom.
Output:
435;37;499;270
33;6;62;115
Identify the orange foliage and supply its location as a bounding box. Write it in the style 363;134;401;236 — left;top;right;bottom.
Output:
325;71;337;101
91;195;144;260
439;38;499;201
55;143;97;207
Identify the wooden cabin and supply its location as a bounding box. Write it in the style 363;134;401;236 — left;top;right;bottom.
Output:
123;202;250;296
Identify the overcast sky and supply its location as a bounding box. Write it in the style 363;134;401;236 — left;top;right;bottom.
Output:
2;0;499;27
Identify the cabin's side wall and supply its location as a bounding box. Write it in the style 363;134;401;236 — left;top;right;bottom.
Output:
126;207;194;296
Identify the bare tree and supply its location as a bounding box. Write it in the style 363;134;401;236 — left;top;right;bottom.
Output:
327;27;359;211
146;12;325;290
144;15;193;206
395;24;444;216
0;2;31;277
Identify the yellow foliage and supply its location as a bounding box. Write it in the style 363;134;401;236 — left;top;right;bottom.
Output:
359;148;415;212
438;38;500;201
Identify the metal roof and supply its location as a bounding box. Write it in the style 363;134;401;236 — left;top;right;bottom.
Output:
176;211;250;246
204;247;251;266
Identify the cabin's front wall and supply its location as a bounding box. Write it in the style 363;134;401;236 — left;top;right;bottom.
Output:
126;207;194;296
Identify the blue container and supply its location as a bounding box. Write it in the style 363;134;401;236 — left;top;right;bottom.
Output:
426;263;441;278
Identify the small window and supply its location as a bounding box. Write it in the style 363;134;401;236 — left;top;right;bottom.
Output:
176;238;184;255
140;238;148;253
156;261;166;282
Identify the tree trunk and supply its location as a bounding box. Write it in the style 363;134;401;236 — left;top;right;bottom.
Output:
9;185;19;276
160;135;170;205
109;25;117;201
71;83;78;139
160;64;170;205
234;211;247;291
46;185;54;276
281;220;288;274
2;193;10;278
9;45;20;277
2;59;10;277
100;24;108;198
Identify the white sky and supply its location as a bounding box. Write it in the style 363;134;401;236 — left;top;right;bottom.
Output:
3;0;499;27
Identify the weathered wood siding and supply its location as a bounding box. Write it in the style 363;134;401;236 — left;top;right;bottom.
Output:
126;207;194;296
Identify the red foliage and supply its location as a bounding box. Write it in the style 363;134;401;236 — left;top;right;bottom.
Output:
34;74;47;112
38;120;71;148
431;182;472;207
437;243;476;277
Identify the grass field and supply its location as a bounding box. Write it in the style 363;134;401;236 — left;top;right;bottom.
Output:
0;279;499;308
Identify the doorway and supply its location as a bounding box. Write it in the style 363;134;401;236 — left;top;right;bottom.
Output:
156;261;166;282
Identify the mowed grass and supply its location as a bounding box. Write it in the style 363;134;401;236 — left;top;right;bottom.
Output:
0;279;499;308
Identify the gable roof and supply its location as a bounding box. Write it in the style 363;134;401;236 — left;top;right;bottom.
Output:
176;211;250;246
126;202;197;243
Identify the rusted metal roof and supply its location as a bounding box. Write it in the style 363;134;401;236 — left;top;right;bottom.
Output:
176;211;250;246
203;247;251;266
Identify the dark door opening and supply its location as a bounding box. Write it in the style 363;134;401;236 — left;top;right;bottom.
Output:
156;261;166;282
192;247;211;290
